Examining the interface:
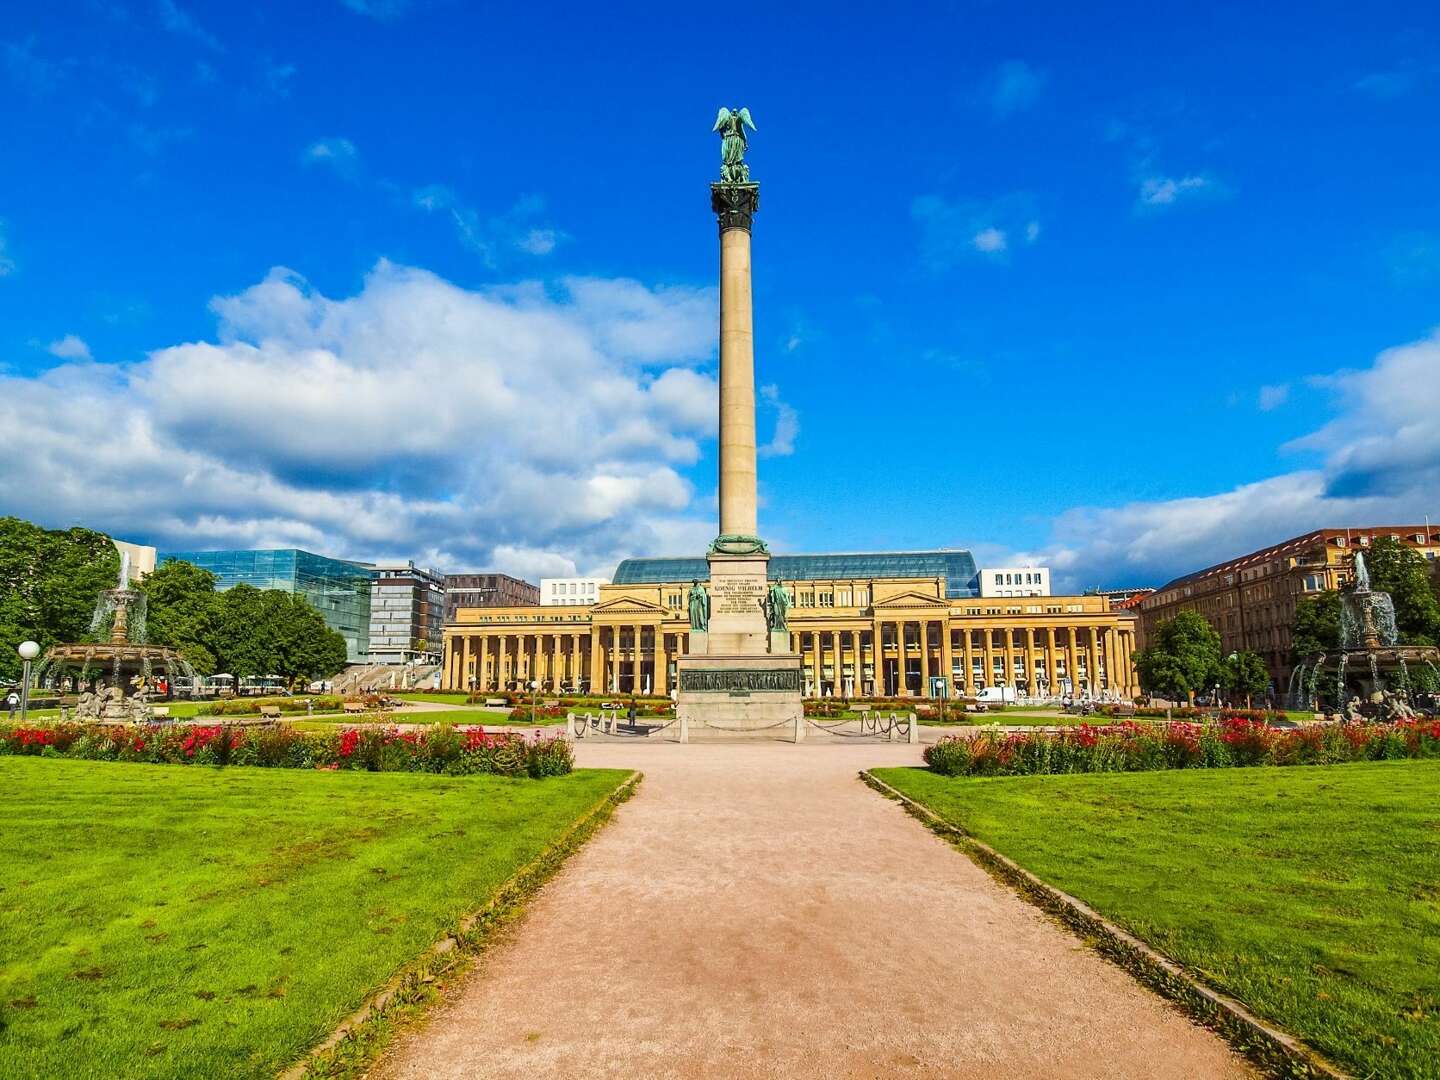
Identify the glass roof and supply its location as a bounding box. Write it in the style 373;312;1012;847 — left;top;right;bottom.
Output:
612;550;980;598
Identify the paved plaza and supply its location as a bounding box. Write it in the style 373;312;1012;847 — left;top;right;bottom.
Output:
380;742;1250;1078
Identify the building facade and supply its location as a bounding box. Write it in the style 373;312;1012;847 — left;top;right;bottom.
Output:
1139;526;1440;687
445;552;1139;699
367;563;446;666
978;567;1050;597
160;548;373;663
111;538;157;581
443;573;540;622
540;577;609;606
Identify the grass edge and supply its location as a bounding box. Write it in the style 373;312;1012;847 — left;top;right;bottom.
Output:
858;768;1351;1080
280;769;642;1079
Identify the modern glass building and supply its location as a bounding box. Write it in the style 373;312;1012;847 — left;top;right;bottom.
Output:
159;549;373;663
613;550;982;599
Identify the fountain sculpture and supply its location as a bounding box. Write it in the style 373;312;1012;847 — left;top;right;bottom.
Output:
32;552;197;720
1289;551;1440;713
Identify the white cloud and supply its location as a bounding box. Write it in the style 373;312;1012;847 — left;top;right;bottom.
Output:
157;0;223;51
0;261;722;577
1138;173;1217;209
758;384;799;458
972;227;1007;254
413;186;566;264
47;335;92;361
1257;383;1290;411
1024;330;1440;589
988;60;1046;117
304;137;359;178
912;194;1039;268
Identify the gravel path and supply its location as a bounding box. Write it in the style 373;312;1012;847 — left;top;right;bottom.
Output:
377;742;1250;1079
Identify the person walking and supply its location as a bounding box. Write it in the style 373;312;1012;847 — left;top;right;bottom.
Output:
5;690;19;720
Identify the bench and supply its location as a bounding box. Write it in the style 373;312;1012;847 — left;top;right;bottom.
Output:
1113;704;1137;718
151;706;170;720
484;697;507;708
541;698;560;709
343;701;367;715
259;705;283;720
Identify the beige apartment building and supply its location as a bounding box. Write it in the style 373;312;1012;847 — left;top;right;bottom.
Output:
444;551;1139;699
1138;526;1440;688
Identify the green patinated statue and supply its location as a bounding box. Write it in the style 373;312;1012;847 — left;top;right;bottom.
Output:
713;106;756;183
687;580;711;633
766;581;790;633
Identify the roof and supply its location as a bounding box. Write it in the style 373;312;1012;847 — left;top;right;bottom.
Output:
612;550;981;599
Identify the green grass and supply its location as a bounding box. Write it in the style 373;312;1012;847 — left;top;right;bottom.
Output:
391;692;471;705
874;760;1440;1079
295;707;543;727
0;757;630;1078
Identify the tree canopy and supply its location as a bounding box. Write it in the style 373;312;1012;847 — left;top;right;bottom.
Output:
0;517;119;682
1223;649;1271;702
144;570;350;685
1135;610;1224;701
1291;590;1341;661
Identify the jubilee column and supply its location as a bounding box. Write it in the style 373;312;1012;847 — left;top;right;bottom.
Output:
675;106;804;738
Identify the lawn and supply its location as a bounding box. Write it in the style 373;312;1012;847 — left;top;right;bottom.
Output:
295;707;548;727
0;757;631;1078
873;760;1440;1079
391;692;471;705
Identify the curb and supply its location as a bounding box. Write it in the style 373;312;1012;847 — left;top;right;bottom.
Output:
859;769;1350;1080
281;769;642;1079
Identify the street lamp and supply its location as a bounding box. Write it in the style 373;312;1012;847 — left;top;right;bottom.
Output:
528;680;539;726
17;641;41;724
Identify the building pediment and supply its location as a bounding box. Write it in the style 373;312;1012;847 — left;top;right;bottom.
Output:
872;590;949;610
591;595;668;615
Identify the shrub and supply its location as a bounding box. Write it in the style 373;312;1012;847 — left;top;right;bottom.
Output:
922;718;1440;778
0;722;573;778
197;696;341;716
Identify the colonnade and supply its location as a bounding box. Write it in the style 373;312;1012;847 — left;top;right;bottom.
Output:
790;620;1137;698
445;618;1137;698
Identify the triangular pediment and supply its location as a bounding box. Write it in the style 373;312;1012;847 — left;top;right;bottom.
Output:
872;590;949;609
591;595;668;614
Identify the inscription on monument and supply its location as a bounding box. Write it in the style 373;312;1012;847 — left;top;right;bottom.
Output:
711;577;765;617
679;668;801;693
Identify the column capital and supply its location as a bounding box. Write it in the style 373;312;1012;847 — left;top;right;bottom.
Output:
711;182;760;233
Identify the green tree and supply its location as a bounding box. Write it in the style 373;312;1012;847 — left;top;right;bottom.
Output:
1291;590;1341;661
211;585;274;678
1362;537;1440;645
0;517;120;681
1223;649;1270;705
1135;610;1223;702
209;585;347;686
137;560;220;675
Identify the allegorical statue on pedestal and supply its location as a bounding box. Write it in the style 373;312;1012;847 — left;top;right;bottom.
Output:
688;580;711;632
765;581;790;632
713;106;756;183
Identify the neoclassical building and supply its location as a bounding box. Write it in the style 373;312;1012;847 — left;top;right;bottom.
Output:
444;551;1139;699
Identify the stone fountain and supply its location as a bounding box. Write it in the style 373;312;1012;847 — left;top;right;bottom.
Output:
33;552;197;720
1290;551;1440;713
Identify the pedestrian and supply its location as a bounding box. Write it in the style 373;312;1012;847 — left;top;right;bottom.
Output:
5;690;19;720
627;696;638;728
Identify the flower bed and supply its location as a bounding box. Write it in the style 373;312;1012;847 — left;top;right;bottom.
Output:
923;717;1440;777
0;721;573;777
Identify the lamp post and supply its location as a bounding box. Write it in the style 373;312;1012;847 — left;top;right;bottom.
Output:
528;680;538;726
17;641;41;725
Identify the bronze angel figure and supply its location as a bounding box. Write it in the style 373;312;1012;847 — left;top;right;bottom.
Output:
713;106;756;183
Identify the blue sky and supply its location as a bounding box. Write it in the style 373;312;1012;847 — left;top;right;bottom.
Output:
2;1;1438;589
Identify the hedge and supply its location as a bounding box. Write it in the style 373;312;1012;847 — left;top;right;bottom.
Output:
195;695;343;716
924;717;1440;778
0;722;573;778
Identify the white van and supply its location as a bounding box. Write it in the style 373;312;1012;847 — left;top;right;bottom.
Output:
974;685;1017;705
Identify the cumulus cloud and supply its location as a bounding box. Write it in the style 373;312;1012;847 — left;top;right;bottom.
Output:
987;60;1046;117
47;335;92;361
912;194;1039;268
0;261;722;581
1023;330;1440;590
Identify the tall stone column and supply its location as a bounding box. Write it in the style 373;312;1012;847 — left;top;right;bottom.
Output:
714;184;760;540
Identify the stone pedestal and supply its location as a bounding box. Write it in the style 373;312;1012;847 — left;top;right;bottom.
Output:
704;552;769;655
675;652;804;736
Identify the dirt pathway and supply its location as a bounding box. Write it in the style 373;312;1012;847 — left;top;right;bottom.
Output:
377;742;1249;1079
